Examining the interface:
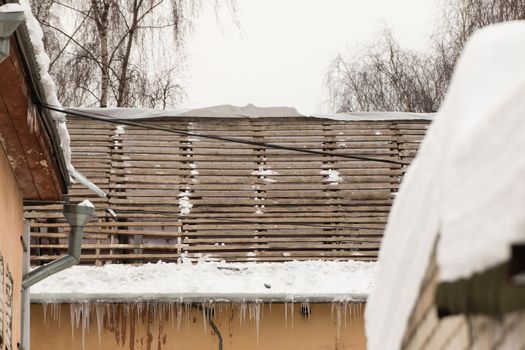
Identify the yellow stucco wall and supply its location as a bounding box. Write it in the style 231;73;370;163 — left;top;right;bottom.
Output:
31;302;366;350
0;145;24;350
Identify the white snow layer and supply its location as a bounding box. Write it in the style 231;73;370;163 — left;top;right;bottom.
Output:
178;190;193;216
252;168;278;176
115;125;126;135
320;169;343;184
0;3;22;12
30;260;377;303
78;199;94;208
75;106;433;121
16;0;73;171
365;21;525;350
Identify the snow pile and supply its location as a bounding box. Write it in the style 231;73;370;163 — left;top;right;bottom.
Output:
0;3;21;11
30;260;376;303
436;22;525;282
17;0;73;171
252;167;278;183
78;199;94;208
115;125;126;135
178;190;193;216
320;169;343;184
365;21;525;350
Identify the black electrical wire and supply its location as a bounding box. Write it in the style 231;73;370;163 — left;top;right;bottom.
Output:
39;103;407;166
103;207;387;232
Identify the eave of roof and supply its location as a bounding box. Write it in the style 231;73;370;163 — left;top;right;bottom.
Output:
9;2;70;193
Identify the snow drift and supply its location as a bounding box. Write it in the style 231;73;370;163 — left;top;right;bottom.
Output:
365;21;525;350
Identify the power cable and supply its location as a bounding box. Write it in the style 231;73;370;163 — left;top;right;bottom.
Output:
102;207;387;232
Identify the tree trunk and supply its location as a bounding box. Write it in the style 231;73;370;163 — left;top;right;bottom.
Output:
91;0;110;107
99;26;109;107
116;0;140;107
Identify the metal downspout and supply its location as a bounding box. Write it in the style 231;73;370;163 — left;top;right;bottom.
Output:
19;221;30;350
20;203;94;350
22;203;93;289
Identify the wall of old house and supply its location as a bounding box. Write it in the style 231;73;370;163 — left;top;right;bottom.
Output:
30;302;366;350
0;145;24;350
402;250;525;350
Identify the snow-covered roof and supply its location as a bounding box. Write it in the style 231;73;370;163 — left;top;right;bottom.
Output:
365;21;525;350
30;260;376;303
4;1;73;172
70;105;433;121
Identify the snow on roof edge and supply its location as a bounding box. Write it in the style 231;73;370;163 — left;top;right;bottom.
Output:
15;0;73;173
29;260;376;304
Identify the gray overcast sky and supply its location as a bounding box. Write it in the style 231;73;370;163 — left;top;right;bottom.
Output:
183;0;439;114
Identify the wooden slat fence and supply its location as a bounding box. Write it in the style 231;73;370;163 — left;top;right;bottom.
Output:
25;116;430;264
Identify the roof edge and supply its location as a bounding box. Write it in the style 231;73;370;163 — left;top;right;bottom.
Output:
6;0;70;192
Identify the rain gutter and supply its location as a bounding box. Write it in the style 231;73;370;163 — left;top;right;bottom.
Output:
30;292;369;304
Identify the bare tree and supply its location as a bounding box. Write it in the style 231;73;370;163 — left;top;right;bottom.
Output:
328;0;525;113
31;0;236;109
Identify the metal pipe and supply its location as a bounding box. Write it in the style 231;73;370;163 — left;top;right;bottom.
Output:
22;203;94;289
206;308;223;350
20;221;30;350
69;167;107;198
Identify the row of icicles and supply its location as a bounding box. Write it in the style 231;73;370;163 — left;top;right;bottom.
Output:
40;301;364;350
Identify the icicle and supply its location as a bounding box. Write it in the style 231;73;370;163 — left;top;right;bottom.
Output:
69;304;76;340
42;302;49;323
80;302;91;350
111;303;116;330
168;302;174;328
137;303;143;325
51;303;59;322
290;302;294;329
176;303;183;331
242;301;248;327
95;304;105;347
201;302;207;333
284;302;288;328
185;301;191;330
301;302;311;320
254;301;261;344
335;303;342;338
344;301;348;328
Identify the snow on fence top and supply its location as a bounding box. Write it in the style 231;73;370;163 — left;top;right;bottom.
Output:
71;105;433;121
30;260;376;303
365;21;525;350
